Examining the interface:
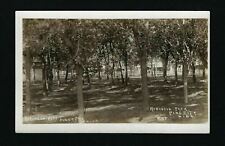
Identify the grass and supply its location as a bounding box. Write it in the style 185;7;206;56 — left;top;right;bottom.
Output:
23;75;208;124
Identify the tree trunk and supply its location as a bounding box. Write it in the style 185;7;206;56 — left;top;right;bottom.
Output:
113;67;116;78
175;61;178;82
140;49;149;113
106;51;110;80
98;69;101;81
33;67;36;81
153;65;156;78
42;64;48;96
125;64;128;86
98;63;102;81
129;66;133;76
131;25;149;120
183;62;188;104
47;69;53;92
76;64;85;123
57;66;60;87
124;51;128;86
86;67;91;86
70;69;74;82
65;64;69;83
150;58;154;77
192;62;196;83
202;67;206;78
111;61;115;85
103;46;110;80
162;56;168;82
47;51;53;92
182;64;184;81
106;71;109;80
25;48;32;115
118;60;124;84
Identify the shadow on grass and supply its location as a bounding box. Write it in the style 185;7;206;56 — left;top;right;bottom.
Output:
24;76;208;123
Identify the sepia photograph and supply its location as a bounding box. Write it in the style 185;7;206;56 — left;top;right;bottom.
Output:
16;11;210;133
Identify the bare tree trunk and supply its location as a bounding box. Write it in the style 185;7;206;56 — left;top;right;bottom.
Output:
150;58;154;77
129;66;133;76
106;70;109;80
98;62;102;81
183;62;188;104
42;64;48;96
192;62;196;83
182;64;184;81
70;69;74;82
57;65;60;87
76;64;85;123
65;64;69;83
48;71;53;92
85;67;91;87
103;46;110;80
47;51;53;92
33;67;36;81
125;64;128;86
118;60;124;84
106;51;110;80
98;68;101;81
25;48;32;115
162;56;168;82
202;67;206;78
131;25;149;120
113;67;116;78
140;49;149;113
153;65;156;78
175;61;178;82
124;51;128;86
111;61;115;85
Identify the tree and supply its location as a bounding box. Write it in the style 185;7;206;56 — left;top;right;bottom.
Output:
195;19;208;78
116;20;134;86
173;19;198;103
23;19;50;114
130;20;150;118
61;19;100;122
151;20;172;82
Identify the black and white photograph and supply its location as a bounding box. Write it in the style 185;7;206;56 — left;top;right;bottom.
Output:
15;11;210;133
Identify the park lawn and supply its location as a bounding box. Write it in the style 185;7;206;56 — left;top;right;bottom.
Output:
23;76;208;124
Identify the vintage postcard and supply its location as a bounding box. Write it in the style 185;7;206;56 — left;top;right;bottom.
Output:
16;11;210;133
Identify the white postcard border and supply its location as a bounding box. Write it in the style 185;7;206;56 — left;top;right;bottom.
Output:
15;11;210;133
